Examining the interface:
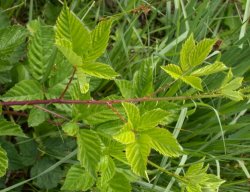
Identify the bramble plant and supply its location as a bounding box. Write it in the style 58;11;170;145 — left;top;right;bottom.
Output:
0;1;249;192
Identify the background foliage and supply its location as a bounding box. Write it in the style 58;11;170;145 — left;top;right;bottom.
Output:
0;0;250;191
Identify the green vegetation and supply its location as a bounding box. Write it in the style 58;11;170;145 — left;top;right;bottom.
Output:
0;0;250;191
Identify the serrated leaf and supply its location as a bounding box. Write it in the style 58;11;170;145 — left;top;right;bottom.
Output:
0;145;8;177
191;61;227;76
126;134;151;177
143;128;182;157
181;75;203;91
221;68;233;86
1;80;43;102
221;90;243;101
61;164;95;191
77;130;101;177
221;77;243;91
101;172;131;192
161;64;183;79
100;155;115;185
115;80;136;98
189;38;216;67
0;119;27;137
113;130;135;144
62;121;79;136
55;5;90;57
28;21;55;80
81;62;118;79
133;61;153;97
180;34;196;71
139;109;168;129
87;19;113;61
0;26;27;57
55;38;83;67
28;107;48;127
122;102;140;127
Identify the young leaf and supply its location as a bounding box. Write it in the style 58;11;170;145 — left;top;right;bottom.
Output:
126;134;151;177
143;128;182;157
61;164;95;191
0;119;27;137
28;107;48;127
113;130;135;144
221;77;244;101
87;19;113;61
0;146;8;177
139;109;168;129
180;34;196;71
62;121;79;136
161;64;183;79
100;155;116;185
28;21;55;81
76;68;90;94
181;76;203;91
81;62;118;79
122;102;140;127
189;38;216;67
55;5;91;57
191;61;227;76
55;38;83;67
77;130;101;177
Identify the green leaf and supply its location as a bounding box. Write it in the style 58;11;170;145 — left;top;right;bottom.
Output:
55;38;83;67
189;38;216;67
221;68;233;86
221;77;243;91
122;102;140;127
113;130;135;144
77;130;101;177
1;80;43;102
115;80;136;98
0;26;27;57
181;76;203;91
28;107;48;127
139;109;168;129
28;21;55;80
81;62;118;79
126;134;151;177
180;34;196;71
143;128;182;157
191;61;227;76
105;172;132;192
221;90;243;101
76;68;90;94
0;119;26;137
0;145;8;177
55;5;91;57
87;19;113;61
133;61;153;97
161;64;183;79
100;155;116;185
31;157;63;189
62;121;79;136
61;164;95;191
221;77;244;101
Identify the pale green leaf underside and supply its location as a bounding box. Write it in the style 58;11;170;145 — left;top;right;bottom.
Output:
191;61;227;76
77;130;101;177
126;134;151;177
28;22;54;80
61;164;94;191
0;146;8;177
144;128;182;157
87;19;113;61
55;5;90;57
0;119;27;137
81;62;118;79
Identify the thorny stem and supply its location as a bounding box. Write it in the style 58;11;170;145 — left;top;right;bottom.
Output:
0;93;222;107
59;67;77;99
